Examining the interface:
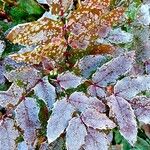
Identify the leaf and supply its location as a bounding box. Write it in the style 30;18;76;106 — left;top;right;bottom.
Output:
137;4;150;25
34;76;56;110
39;142;49;150
57;71;83;90
130;96;150;124
78;55;106;78
0;118;19;150
145;60;150;74
107;95;137;146
15;97;40;147
106;28;133;44
68;0;125;50
0;40;5;57
5;66;41;90
114;75;150;100
81;108;116;130
82;128;110;150
92;52;135;87
0;61;6;84
0;83;24;107
69;92;106;113
66;117;87;150
47;98;75;143
17;141;28;150
6;17;66;64
87;85;106;98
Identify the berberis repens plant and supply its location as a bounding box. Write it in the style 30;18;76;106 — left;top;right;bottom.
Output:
0;0;150;149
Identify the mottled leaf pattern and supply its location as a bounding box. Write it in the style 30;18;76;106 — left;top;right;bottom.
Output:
34;76;56;109
114;75;150;100
92;52;135;87
15;97;40;147
57;71;82;90
0;40;5;57
47;99;75;143
130;96;150;124
66;117;87;150
81;108;116;130
83;128;110;150
107;95;137;145
0;119;19;150
69;92;106;113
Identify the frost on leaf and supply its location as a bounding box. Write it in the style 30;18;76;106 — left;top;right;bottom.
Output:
5;66;41;90
78;55;106;78
0;118;19;150
114;75;150;100
47;99;75;143
17;141;28;150
130;96;150;124
15;97;40;147
0;61;6;84
137;4;150;25
106;28;133;44
0;83;24;107
69;92;106;113
6;17;66;64
57;71;82;90
107;95;137;145
82;128;110;150
66;117;87;150
0;40;5;57
34;76;56;109
81;108;116;130
87;85;106;98
92;52;135;87
67;0;125;50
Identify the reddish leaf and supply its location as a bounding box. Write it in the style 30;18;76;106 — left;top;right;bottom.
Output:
107;95;137;145
81;108;116;130
69;92;106;113
66;117;87;150
47;99;75;143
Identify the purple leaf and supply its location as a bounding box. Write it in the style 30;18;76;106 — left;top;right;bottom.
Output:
87;85;106;98
78;55;106;78
81;108;116;130
107;95;137;145
130;96;150;124
82;128;110;150
57;71;82;90
5;66;41;90
47;99;75;143
15;97;40;147
0;118;19;150
66;117;87;150
0;83;24;107
34;76;56;109
92;52;135;87
0;61;6;84
69;92;106;113
114;75;150;100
